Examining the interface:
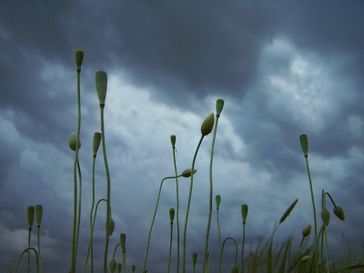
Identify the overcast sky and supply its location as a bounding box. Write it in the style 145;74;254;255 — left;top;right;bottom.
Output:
1;1;364;273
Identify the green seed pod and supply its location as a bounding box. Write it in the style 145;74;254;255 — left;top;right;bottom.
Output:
181;168;197;177
170;135;176;148
120;233;126;253
300;255;310;263
241;204;248;224
279;199;299;224
96;71;108;107
333;205;345;221
302;224;311;238
109;258;117;273
169;208;175;223
27;206;35;229
106;219;115;236
299;134;309;157
117;263;122;273
216;98;224;116
75;49;84;69
230;264;239;273
192;252;198;266
35;204;43;227
201;113;215;136
321;208;330;226
131;265;136;273
68;133;81;151
215;195;221;209
93;132;102;156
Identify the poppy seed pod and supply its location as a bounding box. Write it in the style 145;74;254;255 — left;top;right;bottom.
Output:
334;205;345;221
170;135;176;147
302;224;311;238
68;133;81;151
93;132;102;156
279;199;299;224
299;134;309;157
35;204;43;227
181;168;197;177
120;233;126;253
95;71;108;107
241;204;248;224
75;49;84;69
201;113;214;136
230;264;239;273
106;219;115;236
169;208;175;223
27;206;35;229
192;252;198;265
215;195;221;209
109;259;117;273
321;208;330;226
216;98;224;116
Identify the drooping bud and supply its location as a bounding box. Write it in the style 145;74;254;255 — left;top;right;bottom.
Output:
241;204;249;224
68;133;81;151
106;219;115;236
27;206;35;229
279;199;299;224
230;264;239;273
109;259;117;273
216;98;224;116
75;49;84;70
35;204;43;227
170;135;176;148
302;224;311;238
181;168;197;177
120;233;126;253
333;205;345;221
169;208;175;224
93;132;102;156
321;208;330;226
201;113;215;136
96;71;108;107
192;252;198;266
299;134;309;157
215;195;221;209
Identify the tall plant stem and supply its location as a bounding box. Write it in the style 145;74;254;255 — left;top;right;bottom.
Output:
241;222;246;273
168;222;174;273
70;65;82;273
36;225;42;273
27;228;31;273
304;156;319;273
202;114;220;273
100;107;112;273
75;159;82;265
216;207;222;268
172;147;180;273
182;136;204;273
142;175;182;272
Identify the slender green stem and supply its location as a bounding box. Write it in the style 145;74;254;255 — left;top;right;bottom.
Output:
218;237;238;273
172;147;180;273
90;156;96;273
182;136;204;273
304;156;319;273
202;114;220;273
216;207;222;269
100;107;112;273
36;225;41;273
113;243;121;259
12;247;40;273
122;249;126;273
27;228;31;273
241;222;246;273
168;222;174;273
142;175;182;272
75;159;82;267
325;192;337;207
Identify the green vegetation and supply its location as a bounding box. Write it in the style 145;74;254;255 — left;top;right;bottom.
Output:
6;50;364;273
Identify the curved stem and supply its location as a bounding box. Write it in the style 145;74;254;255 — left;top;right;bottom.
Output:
172;147;180;273
142;175;181;272
113;243;121;259
202;114;220;273
182;136;204;273
12;247;40;273
218;237;238;273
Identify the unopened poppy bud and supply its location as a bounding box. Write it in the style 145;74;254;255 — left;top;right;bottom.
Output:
27;206;35;229
35;204;43;226
120;233;126;253
230;264;239;273
106;219;115;236
96;71;108;107
201;113;214;136
334;206;345;221
215;195;221;209
181;168;197;177
241;204;248;224
192;252;198;266
216;98;224;116
302;224;311;237
75;49;84;70
321;208;330;226
93;132;102;156
109;259;117;273
299;134;309;157
279;199;299;224
131;265;136;273
170;135;176;148
68;133;81;151
169;208;175;223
